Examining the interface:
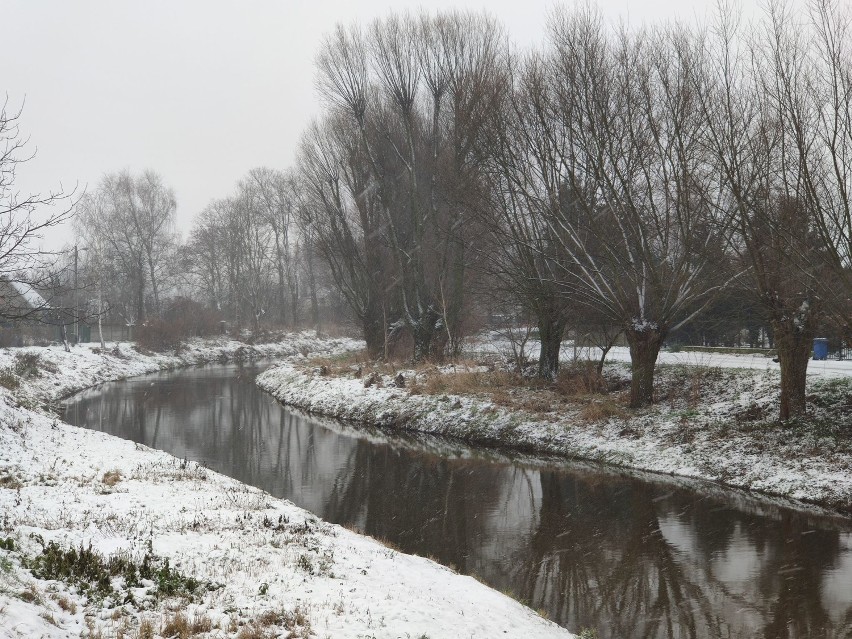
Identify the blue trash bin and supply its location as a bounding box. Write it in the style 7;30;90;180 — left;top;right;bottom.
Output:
813;337;829;360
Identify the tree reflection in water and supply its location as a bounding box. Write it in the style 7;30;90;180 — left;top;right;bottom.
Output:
63;363;852;639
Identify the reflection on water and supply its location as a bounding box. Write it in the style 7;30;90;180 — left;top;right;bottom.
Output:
62;363;852;639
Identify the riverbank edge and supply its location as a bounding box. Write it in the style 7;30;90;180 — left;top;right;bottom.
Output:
0;334;572;639
5;332;362;409
256;363;852;515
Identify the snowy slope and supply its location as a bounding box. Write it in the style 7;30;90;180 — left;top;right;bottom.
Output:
0;335;571;639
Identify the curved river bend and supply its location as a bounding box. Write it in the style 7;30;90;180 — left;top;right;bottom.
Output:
62;363;852;639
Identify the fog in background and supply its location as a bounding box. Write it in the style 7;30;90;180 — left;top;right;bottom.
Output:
7;0;732;248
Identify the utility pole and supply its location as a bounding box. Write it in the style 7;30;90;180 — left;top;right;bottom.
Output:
73;244;78;345
73;245;88;345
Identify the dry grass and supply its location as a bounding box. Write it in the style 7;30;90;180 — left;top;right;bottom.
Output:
307;350;372;376
409;364;620;417
56;595;77;614
136;619;155;639
101;470;122;487
410;370;519;397
553;363;608;396
235;607;312;639
160;612;213;638
303;354;631;420
580;398;628;422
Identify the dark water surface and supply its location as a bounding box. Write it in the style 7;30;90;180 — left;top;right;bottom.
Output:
62;363;852;639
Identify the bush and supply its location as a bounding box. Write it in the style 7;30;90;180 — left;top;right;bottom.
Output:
13;351;55;378
135;319;184;352
0;367;19;390
26;541;204;601
136;299;223;352
162;297;222;338
555;362;607;395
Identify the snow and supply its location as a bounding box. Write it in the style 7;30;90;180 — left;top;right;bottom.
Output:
471;333;852;378
5;280;48;310
257;355;852;513
0;334;571;639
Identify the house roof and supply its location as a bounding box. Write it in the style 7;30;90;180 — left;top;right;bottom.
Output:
8;280;48;309
0;278;49;314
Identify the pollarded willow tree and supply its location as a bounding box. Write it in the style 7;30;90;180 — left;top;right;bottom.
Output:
529;9;738;407
298;114;393;358
313;10;506;361
695;0;852;419
477;54;575;380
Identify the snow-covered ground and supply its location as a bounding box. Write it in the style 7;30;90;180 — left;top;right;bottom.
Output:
0;335;571;639
257;353;852;513
469;334;852;378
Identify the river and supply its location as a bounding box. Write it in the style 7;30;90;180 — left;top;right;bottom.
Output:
61;362;852;639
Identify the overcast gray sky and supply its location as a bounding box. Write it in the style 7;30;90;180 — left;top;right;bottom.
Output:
6;0;739;248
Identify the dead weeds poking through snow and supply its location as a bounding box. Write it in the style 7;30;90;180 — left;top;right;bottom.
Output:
161;611;214;638
101;469;122;487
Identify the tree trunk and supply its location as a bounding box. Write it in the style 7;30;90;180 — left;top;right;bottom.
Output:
273;229;288;325
597;344;612;377
773;318;814;420
98;283;106;349
61;324;70;353
412;318;436;364
289;276;300;328
147;254;160;318
135;278;146;324
537;313;566;381
446;233;466;358
362;312;384;360
625;325;666;408
306;245;320;330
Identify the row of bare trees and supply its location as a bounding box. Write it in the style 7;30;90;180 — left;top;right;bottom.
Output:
188;167;320;331
296;3;850;417
61;3;850;419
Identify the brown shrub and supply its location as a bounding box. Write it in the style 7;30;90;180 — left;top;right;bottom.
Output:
56;596;77;614
136;299;223;352
555;363;607;396
162;297;222;338
134;320;184;353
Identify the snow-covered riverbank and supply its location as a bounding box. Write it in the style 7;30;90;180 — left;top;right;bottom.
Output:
0;335;571;638
257;356;852;513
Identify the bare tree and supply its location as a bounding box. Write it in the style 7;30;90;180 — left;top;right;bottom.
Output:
695;1;850;419
314;11;506;361
76;170;176;324
497;10;736;406
0;97;75;321
298;115;392;357
477;54;572;380
245;167;302;327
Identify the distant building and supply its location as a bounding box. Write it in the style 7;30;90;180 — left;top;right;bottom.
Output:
0;277;54;346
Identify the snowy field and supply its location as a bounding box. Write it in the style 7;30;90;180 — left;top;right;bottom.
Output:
468;335;852;378
0;335;571;638
257;352;852;513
